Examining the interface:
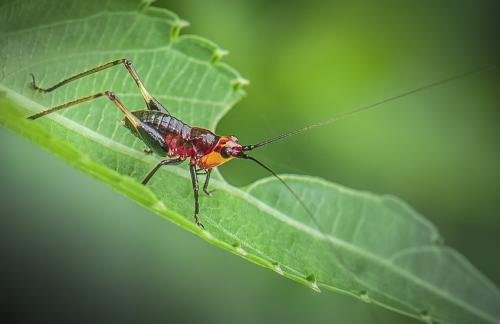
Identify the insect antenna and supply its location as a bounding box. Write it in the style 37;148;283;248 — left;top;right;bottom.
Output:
242;63;499;152
242;154;320;227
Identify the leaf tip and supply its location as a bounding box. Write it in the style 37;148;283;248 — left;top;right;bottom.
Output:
211;48;229;64
419;310;434;324
232;77;250;92
305;274;321;292
138;0;156;11
271;261;284;275
232;242;247;255
358;290;371;303
170;19;190;41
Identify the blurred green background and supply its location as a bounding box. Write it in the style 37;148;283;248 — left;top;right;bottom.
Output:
1;0;499;323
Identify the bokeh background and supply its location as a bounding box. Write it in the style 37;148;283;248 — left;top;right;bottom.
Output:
1;0;499;323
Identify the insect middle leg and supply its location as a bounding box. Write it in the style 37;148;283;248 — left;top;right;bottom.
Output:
142;158;184;185
30;59;168;113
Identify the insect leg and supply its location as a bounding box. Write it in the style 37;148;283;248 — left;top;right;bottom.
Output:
195;169;214;197
27;91;141;128
30;59;168;113
189;165;204;228
202;168;214;197
141;158;183;185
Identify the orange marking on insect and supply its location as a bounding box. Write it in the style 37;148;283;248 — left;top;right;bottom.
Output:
198;136;240;169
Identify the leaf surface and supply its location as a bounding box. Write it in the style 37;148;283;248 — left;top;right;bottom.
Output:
1;1;499;323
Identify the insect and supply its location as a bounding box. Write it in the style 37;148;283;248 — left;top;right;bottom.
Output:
28;59;497;228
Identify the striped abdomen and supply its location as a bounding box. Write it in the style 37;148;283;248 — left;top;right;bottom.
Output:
137;110;192;141
129;110;220;160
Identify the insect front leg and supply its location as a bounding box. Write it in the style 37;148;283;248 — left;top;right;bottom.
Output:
195;168;214;196
202;168;214;197
189;165;203;228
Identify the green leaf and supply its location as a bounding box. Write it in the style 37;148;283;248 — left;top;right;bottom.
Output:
1;1;499;323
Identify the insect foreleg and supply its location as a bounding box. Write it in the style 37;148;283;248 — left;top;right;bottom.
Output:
30;59;168;113
195;169;214;196
141;158;183;185
189;165;203;228
27;91;140;129
202;168;214;197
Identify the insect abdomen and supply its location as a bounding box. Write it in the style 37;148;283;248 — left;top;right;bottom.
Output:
132;110;191;140
129;110;193;157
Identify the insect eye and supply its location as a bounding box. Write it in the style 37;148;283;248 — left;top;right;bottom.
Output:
220;147;230;158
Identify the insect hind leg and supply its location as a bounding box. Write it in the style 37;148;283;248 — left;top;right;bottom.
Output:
30;59;169;114
27;91;141;130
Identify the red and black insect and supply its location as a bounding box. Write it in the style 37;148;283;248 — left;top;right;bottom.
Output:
28;59;497;228
28;59;286;228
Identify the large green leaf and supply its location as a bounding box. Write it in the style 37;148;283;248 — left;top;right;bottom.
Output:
1;1;499;323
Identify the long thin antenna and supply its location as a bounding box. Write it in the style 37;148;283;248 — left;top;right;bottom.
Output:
243;155;324;233
243;63;499;151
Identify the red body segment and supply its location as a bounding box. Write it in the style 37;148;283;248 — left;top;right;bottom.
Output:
129;110;237;169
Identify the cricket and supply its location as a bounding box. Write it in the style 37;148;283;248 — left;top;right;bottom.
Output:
27;59;497;228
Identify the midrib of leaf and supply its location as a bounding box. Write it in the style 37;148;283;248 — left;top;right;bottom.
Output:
1;86;497;324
